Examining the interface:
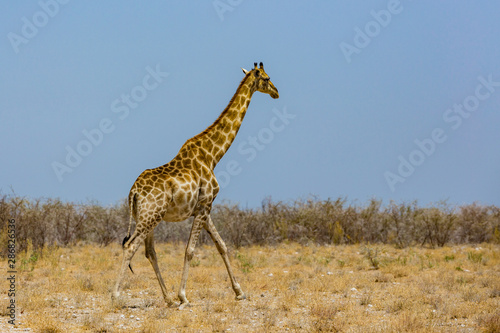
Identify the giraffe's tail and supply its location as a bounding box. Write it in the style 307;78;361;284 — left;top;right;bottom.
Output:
122;192;138;274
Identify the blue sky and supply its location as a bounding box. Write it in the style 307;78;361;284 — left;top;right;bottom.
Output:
1;1;499;207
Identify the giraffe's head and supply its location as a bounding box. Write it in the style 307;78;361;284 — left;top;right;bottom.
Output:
242;62;279;99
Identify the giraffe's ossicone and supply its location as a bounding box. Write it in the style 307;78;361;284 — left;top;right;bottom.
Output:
112;62;279;308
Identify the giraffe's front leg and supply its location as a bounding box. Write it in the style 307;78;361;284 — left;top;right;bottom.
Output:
204;215;246;300
178;214;205;309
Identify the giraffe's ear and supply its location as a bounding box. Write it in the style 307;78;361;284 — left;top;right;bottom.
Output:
241;68;249;75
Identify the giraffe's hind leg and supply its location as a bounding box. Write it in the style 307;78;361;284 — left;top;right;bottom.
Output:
112;232;144;301
145;231;175;306
204;215;246;300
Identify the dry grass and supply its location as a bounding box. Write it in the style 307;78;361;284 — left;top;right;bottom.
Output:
1;242;499;332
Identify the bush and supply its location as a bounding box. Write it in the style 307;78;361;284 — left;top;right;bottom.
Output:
0;193;498;256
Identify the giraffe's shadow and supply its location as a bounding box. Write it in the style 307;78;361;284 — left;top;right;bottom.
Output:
112;294;184;310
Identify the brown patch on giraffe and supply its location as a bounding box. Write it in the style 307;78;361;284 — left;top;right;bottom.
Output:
175;191;186;203
215;133;227;146
204;140;214;152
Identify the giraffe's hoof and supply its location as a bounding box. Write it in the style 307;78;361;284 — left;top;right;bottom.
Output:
163;295;176;307
236;293;247;301
178;301;191;310
111;292;120;301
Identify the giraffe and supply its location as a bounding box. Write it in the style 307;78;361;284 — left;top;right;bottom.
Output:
112;62;279;309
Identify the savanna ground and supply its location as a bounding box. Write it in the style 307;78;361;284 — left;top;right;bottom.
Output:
1;242;499;332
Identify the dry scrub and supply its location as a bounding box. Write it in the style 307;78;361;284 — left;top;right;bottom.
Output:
1;195;499;255
1;242;499;332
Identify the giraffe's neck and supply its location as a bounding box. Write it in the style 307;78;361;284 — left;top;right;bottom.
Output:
184;73;257;169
